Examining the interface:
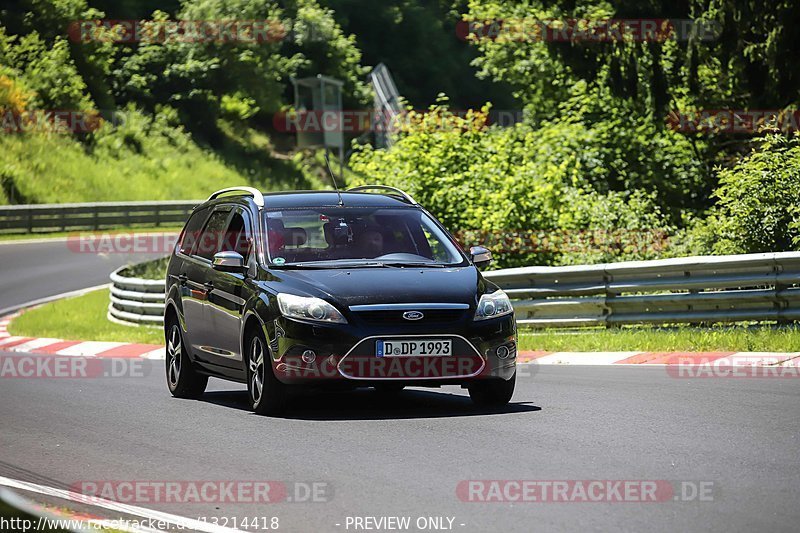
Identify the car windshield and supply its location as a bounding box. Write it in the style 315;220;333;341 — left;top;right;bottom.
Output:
262;207;465;267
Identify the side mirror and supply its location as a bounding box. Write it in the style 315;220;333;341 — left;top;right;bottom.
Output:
212;251;245;272
469;245;492;270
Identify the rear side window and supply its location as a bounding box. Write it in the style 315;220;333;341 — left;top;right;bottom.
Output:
195;209;232;260
178;207;210;256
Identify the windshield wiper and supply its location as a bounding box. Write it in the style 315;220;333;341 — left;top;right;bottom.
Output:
270;263;331;270
380;262;448;268
273;261;452;270
275;261;389;269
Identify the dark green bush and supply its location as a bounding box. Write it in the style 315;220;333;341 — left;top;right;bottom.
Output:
685;135;800;255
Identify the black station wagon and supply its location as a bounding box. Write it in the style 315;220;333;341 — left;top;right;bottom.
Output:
165;186;517;414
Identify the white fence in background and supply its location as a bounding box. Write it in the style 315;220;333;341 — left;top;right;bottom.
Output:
0;200;199;234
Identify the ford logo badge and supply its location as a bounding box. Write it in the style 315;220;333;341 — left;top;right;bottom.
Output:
402;311;424;321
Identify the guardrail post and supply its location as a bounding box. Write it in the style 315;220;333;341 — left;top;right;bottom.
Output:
603;269;615;328
774;258;788;325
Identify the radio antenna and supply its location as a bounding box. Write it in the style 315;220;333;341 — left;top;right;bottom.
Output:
324;151;344;206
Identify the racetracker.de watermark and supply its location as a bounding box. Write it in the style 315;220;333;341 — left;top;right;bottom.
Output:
67;232;180;254
68;19;287;44
0;517;188;532
666;355;800;378
457;18;721;43
65;228;670;257
70;480;332;504
276;354;492;380
456;480;717;503
0;108;158;135
69;230;250;255
272;109;525;134
0;356;150;379
68;19;339;45
668;109;800;134
454;229;670;256
1;110;103;134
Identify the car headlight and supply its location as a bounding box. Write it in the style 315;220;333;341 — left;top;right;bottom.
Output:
474;290;513;321
277;293;347;324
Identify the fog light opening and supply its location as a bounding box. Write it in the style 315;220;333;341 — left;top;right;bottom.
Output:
302;350;317;364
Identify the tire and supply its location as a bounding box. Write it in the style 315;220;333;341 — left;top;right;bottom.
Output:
246;328;287;415
468;372;515;407
373;383;405;395
165;320;208;399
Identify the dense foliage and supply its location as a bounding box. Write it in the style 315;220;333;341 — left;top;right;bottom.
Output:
350;103;673;267
351;0;800;264
0;0;364;202
682;135;800;255
0;0;798;265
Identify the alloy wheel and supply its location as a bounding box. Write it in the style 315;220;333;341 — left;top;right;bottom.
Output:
249;336;265;404
166;324;182;389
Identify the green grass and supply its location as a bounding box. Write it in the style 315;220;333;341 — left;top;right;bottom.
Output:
0;129;249;204
519;326;800;353
9;288;164;345
0;113;327;206
10;284;799;352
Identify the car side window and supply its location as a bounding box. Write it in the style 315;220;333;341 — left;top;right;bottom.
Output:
220;209;252;261
194;209;232;261
178;207;210;256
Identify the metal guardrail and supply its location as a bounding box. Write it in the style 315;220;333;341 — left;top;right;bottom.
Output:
0;200;199;234
483;252;800;328
108;252;800;329
108;267;165;326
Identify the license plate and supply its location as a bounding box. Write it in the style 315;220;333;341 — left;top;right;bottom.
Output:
376;339;452;357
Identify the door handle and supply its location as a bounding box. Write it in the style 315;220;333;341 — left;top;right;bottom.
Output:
178;274;188;285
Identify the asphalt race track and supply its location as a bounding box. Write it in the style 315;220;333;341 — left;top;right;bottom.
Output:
1;240;799;532
0;238;166;315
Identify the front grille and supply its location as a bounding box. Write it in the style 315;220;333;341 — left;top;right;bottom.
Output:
354;308;467;325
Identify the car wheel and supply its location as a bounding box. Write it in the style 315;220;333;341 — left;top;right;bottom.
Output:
468;372;515;407
246;328;287;415
165;321;208;399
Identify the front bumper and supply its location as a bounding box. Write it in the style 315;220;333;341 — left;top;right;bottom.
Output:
270;313;517;386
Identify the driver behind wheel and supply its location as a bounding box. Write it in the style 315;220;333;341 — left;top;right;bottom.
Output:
357;228;384;258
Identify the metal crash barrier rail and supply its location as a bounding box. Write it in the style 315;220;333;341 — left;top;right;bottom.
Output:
483;252;800;328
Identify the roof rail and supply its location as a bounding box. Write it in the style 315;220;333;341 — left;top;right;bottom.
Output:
346;185;418;205
207;187;265;208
